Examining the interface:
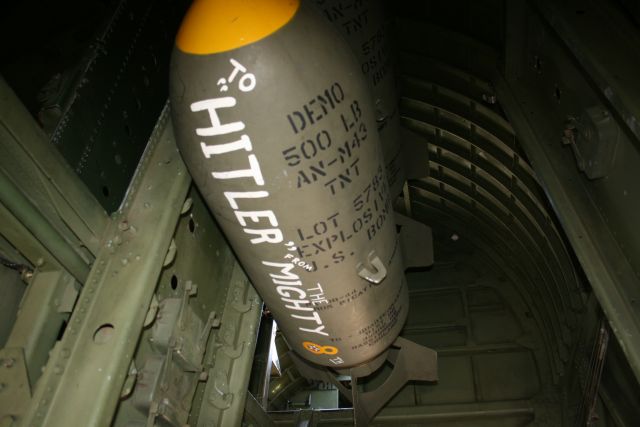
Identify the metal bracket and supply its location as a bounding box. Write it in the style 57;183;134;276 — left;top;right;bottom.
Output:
356;251;387;284
119;361;138;399
244;391;276;427
561;108;620;180
350;337;438;426
289;352;354;402
163;238;177;267
290;336;438;426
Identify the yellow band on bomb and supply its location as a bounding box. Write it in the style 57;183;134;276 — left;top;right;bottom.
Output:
176;0;300;55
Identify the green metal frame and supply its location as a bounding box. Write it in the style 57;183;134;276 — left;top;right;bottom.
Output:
497;0;640;383
0;77;108;261
18;106;190;426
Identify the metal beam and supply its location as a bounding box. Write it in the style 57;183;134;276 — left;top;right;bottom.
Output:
5;270;75;386
0;170;90;282
268;400;535;425
19;107;190;426
498;0;640;383
244;392;276;427
494;78;640;382
533;0;640;147
0;76;108;258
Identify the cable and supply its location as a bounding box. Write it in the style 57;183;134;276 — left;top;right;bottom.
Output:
0;254;32;276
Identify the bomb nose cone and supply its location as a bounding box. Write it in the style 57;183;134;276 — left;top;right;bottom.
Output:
176;0;300;55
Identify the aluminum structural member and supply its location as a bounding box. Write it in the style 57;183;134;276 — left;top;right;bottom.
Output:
169;0;437;424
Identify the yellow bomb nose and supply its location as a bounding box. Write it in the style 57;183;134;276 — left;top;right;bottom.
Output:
175;0;300;55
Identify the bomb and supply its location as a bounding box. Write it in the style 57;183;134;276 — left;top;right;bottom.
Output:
170;0;408;369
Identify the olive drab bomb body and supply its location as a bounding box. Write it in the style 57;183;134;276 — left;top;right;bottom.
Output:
170;0;408;368
314;0;405;197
